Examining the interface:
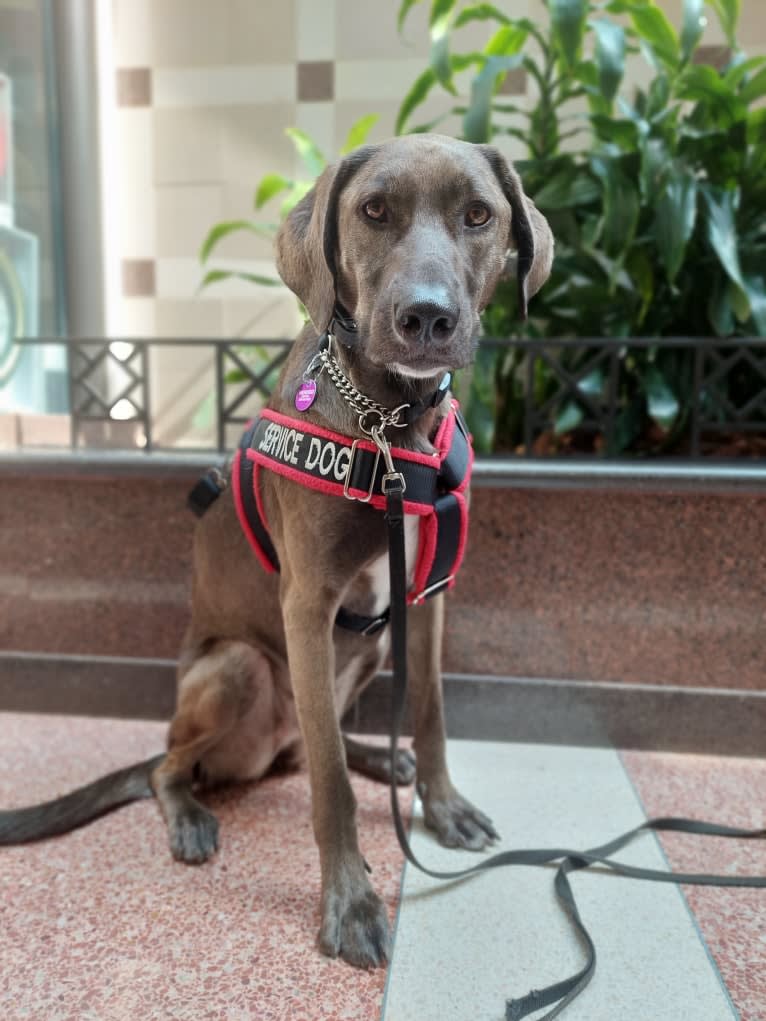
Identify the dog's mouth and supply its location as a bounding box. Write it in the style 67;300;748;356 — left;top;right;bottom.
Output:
386;360;451;381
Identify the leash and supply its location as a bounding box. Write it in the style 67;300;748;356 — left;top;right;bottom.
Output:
380;445;766;1020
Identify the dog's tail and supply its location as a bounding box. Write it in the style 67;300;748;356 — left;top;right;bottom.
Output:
0;753;165;845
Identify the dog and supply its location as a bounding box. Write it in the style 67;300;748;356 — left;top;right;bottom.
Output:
0;134;553;969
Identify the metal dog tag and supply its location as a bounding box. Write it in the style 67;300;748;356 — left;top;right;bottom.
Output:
295;379;317;411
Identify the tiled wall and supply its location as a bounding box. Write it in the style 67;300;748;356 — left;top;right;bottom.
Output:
110;0;766;441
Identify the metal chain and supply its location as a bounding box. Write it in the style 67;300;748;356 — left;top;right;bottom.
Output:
314;340;410;435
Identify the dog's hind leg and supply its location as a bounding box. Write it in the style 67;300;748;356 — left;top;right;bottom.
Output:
343;735;416;786
152;639;273;865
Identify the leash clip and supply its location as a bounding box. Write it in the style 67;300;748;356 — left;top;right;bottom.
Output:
372;426;407;497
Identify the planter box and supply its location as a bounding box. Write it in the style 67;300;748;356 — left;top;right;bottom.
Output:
1;451;764;752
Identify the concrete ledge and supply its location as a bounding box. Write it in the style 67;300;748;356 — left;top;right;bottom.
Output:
2;652;764;756
3;448;766;491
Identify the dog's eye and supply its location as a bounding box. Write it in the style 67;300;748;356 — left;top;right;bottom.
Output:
465;202;491;227
362;199;388;223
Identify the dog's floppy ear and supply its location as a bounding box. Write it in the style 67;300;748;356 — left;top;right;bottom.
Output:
479;146;554;319
276;145;378;333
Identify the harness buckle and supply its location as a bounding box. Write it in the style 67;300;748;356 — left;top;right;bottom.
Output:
382;471;407;496
343;440;379;503
412;575;455;605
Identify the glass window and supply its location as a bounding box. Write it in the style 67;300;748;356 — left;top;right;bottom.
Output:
0;0;67;416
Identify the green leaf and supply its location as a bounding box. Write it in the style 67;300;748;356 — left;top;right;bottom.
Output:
744;277;766;337
429;0;456;27
741;67;766;105
592;157;640;257
700;189;766;333
199;269;282;291
549;0;588;70
254;173;292;210
630;3;680;72
724;55;766;91
554;399;584;435
279;180;313;217
677;65;747;126
639;137;668;200
680;0;705;61
707;276;736;336
591;19;625;102
702;186;746;291
533;167;600;210
340;114;380;154
396;68;437;134
199;220;275;263
455;345;497;452
654;172;698;283
708;0;740;45
747;107;766;145
625;247;655;325
454;3;510;29
645;366;680;431
591;114;639;148
483;24;528;56
578;367;604;398
430;33;455;92
398;0;425;33
285;127;326;177
429;0;458;91
463;54;524;143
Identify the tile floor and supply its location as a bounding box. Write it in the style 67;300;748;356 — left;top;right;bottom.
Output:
0;713;764;1021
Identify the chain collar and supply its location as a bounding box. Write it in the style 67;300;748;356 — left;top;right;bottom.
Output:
306;333;451;438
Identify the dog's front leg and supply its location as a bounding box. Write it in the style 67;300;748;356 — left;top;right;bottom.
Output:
281;577;391;969
408;594;499;850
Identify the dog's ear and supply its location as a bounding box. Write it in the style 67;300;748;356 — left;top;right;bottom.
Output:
276;145;378;333
479;146;554;319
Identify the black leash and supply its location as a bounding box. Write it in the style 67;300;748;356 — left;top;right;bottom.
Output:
383;475;766;1020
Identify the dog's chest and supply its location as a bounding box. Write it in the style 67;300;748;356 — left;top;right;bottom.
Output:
363;515;420;615
332;515;420;712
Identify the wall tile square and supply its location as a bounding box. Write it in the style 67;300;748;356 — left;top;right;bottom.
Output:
226;0;297;64
155;184;224;259
122;259;156;298
297;0;336;61
153;108;224;185
297;61;334;102
116;67;152;107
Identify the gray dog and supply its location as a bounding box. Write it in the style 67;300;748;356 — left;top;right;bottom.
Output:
0;134;553;969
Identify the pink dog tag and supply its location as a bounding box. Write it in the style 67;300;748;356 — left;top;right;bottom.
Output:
295;379;317;411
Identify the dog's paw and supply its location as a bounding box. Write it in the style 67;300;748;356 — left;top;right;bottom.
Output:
319;880;391;969
418;782;499;851
390;748;417;785
347;744;416;786
168;804;220;864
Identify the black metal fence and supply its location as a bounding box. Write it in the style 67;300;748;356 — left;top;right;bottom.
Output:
14;335;766;459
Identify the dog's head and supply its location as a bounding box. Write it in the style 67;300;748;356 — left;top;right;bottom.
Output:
276;134;553;378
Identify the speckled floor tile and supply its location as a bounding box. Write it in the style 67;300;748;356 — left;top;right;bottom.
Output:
383;741;737;1021
0;713;412;1021
622;750;766;1021
3;715;761;1021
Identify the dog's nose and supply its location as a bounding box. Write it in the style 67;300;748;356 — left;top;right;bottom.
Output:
395;297;459;345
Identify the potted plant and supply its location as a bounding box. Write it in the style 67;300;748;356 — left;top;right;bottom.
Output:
201;0;766;456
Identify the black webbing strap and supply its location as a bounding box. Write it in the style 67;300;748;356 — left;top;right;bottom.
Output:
383;481;766;1020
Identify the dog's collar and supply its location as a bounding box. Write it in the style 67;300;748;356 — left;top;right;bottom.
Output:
328;301;358;347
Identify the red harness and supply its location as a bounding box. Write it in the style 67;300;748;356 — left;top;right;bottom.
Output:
231;401;473;634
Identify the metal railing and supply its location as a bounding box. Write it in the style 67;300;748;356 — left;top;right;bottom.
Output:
13;335;766;459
